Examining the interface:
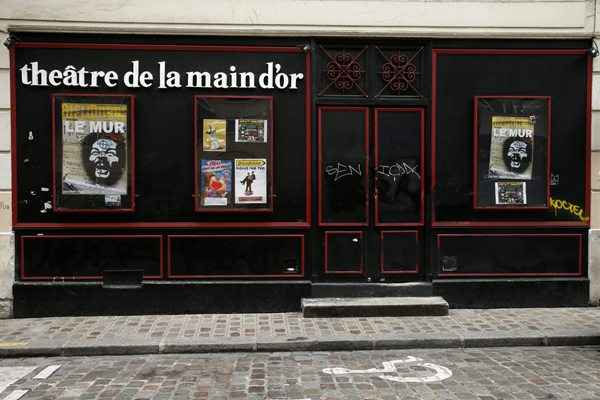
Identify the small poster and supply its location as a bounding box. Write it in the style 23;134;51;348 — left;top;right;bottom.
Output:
495;181;527;205
235;119;267;143
235;158;267;204
61;102;128;197
200;159;232;206
488;116;534;180
202;119;227;152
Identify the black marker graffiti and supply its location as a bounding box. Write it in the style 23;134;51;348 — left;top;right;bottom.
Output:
377;162;420;180
325;163;362;182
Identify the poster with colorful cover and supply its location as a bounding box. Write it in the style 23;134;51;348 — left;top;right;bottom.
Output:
488;115;534;180
61;102;128;196
202;119;227;152
235;119;267;143
235;159;267;204
200;159;232;206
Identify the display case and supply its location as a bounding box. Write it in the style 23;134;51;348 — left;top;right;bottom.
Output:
52;93;135;212
194;96;273;213
473;96;550;209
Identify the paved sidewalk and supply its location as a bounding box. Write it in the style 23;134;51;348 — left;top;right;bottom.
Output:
0;308;599;357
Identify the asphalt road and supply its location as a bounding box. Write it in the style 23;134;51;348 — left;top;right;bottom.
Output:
1;346;600;400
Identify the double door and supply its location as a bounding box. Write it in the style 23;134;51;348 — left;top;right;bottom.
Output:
318;106;425;281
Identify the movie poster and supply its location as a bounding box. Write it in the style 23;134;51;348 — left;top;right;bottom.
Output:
61;102;128;200
200;159;232;206
495;181;527;205
488;116;534;180
202;119;227;152
235;119;267;143
235;158;267;204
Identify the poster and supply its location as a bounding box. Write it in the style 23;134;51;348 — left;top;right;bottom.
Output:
235;119;267;143
61;102;128;199
200;159;232;206
235;158;267;204
495;181;527;205
202;119;227;152
488;116;534;180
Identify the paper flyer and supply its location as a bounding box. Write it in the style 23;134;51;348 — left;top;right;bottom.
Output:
488;115;534;180
235;158;267;204
200;159;232;206
61;102;128;196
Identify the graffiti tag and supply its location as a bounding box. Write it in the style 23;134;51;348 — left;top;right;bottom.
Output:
325;162;362;182
376;162;421;180
550;197;588;222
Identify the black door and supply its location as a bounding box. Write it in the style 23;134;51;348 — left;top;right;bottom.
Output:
317;106;425;282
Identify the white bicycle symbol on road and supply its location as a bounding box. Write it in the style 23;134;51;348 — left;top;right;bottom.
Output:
322;356;452;383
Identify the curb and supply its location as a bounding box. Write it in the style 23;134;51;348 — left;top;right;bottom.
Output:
0;334;600;358
1;333;599;358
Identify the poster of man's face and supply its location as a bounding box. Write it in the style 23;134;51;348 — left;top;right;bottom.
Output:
82;134;125;186
503;138;531;174
60;102;129;196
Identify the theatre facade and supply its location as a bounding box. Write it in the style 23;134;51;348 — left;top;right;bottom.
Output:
0;1;596;317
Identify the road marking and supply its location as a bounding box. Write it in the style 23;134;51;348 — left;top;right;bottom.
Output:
323;356;453;383
0;367;36;395
0;342;27;348
34;365;61;379
1;390;29;400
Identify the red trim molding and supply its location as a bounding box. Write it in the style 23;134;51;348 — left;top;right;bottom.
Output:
14;221;311;229
472;95;552;211
167;234;305;279
374;107;425;227
20;234;164;281
10;45;18;228
380;230;419;275
51;93;136;213
14;42;304;53
11;42;312;229
436;232;583;277
193;95;274;214
431;48;590;228
323;230;364;275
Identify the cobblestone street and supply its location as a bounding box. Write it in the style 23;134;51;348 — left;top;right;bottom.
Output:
1;346;600;400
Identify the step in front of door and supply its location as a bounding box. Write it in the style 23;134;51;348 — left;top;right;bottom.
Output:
302;296;449;318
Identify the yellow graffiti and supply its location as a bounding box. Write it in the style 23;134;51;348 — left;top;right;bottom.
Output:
549;197;589;222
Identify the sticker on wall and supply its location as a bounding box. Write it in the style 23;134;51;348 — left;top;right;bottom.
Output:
202;119;227;152
200;159;232;206
0;192;11;231
495;181;527;205
235;158;267;204
235;119;267;143
488;116;534;180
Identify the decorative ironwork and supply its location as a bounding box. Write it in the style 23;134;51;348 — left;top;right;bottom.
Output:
375;47;424;98
318;46;368;97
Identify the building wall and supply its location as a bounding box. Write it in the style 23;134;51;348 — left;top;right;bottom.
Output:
590;38;600;306
0;29;10;318
0;0;597;316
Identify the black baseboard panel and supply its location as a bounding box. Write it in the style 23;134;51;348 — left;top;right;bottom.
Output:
433;278;590;308
311;282;433;298
13;281;311;318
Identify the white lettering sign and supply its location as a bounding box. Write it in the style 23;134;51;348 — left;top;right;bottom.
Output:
19;61;305;90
